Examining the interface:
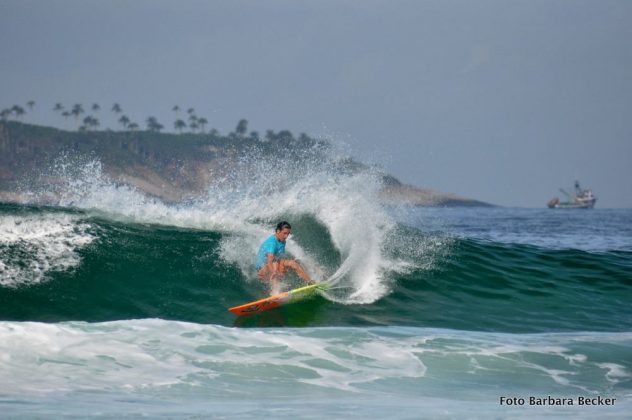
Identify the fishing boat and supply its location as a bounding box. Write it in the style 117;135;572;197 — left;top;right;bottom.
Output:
547;181;597;209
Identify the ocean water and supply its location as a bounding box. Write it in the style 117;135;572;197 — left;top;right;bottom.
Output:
1;156;631;418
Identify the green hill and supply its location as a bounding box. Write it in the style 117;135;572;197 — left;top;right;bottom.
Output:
0;121;492;207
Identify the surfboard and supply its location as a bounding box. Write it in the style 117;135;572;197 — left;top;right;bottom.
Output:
228;283;328;316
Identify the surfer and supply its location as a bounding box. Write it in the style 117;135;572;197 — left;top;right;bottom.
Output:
256;221;313;294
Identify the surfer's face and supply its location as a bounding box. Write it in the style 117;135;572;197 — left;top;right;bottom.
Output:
275;227;291;242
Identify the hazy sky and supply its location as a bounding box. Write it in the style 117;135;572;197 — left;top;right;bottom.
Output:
1;0;631;207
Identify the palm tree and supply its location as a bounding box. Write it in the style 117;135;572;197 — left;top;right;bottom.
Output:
82;116;100;131
172;105;180;115
70;104;84;122
118;115;130;130
0;109;10;121
187;107;195;115
128;122;139;131
27;100;35;111
235;119;248;137
92;103;100;112
11;105;26;120
188;114;199;133
197;117;208;133
146;116;163;132
112;103;122;114
53;103;64;112
174;119;187;133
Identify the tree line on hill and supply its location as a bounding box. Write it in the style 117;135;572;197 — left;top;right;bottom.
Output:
0;101;314;145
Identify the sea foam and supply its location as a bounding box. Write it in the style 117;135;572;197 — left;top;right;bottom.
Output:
1;320;630;401
0;213;94;287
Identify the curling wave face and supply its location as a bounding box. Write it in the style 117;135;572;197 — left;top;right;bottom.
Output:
1;205;631;332
13;150;437;306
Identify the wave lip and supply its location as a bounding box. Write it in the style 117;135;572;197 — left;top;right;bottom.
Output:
29;152;412;305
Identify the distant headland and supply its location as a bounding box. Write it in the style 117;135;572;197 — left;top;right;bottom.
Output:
0;102;492;207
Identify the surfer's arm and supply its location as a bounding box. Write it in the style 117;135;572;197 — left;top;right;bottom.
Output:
265;253;281;279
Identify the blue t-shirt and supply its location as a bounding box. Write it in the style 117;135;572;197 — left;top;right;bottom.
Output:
255;234;286;270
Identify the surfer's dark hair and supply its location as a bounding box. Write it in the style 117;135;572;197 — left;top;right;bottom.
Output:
276;221;291;231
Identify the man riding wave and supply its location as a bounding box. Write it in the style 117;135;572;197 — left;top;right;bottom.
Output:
256;221;313;294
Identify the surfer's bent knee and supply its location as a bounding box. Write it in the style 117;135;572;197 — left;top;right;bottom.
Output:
257;259;299;280
280;259;301;271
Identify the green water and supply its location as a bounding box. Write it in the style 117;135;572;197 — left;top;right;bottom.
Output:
1;203;630;332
